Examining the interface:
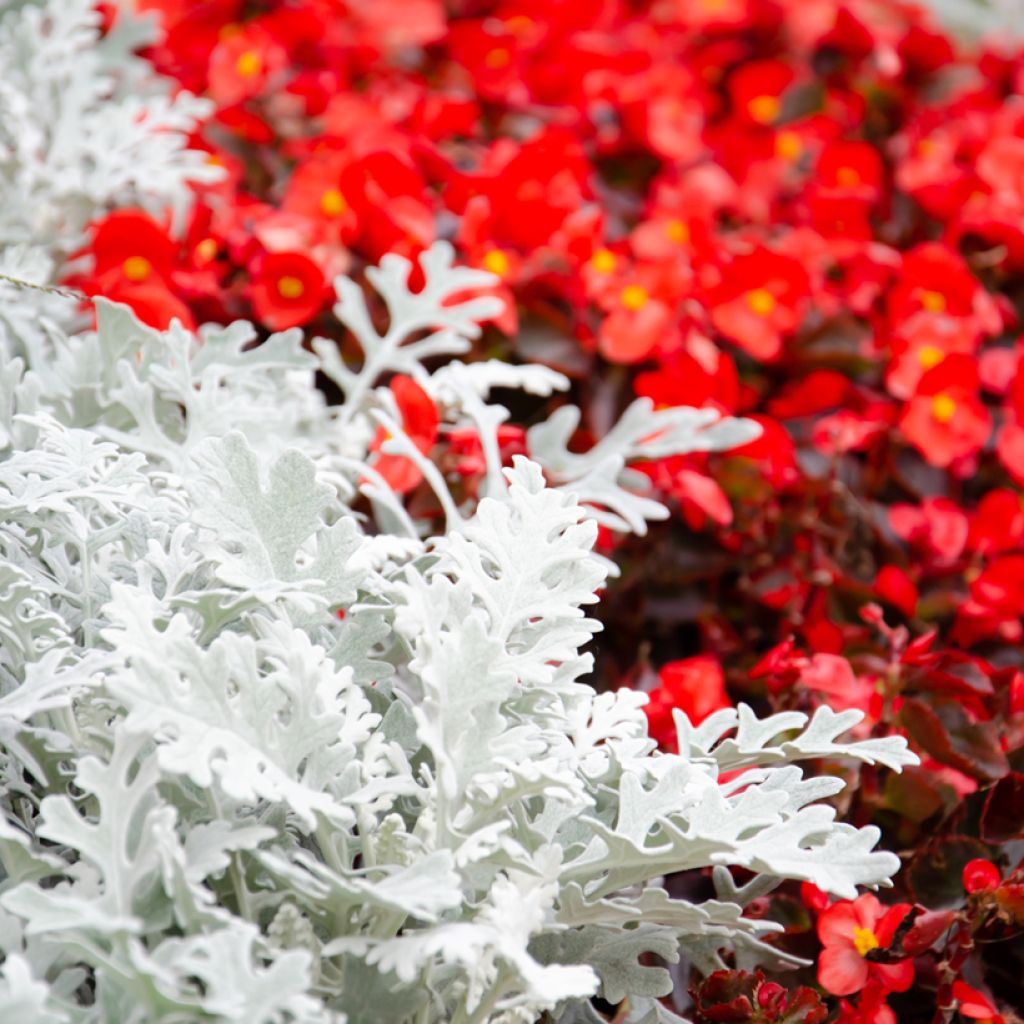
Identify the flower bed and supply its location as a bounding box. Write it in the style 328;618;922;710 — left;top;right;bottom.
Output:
0;0;1023;1021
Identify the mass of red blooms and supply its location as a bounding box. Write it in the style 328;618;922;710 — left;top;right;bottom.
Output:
84;0;1024;1018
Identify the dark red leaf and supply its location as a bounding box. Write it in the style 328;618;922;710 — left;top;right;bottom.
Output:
980;772;1024;842
900;698;1009;782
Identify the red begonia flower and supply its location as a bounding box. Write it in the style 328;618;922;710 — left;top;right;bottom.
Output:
951;980;1006;1024
708;248;810;361
899;356;991;468
369;376;440;495
249;251;326;330
643;655;730;748
817;895;914;997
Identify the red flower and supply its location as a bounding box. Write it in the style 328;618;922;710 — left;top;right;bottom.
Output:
885;313;978;401
282;153;359;245
79;210;193;330
726;416;801;489
598;276;677;364
727;60;795;128
643;655;730;748
635;343;740;412
816;141;884;200
952;980;1006;1024
817;895;914;997
249;252;326;330
875;566;918;619
898;356;991;469
369;376;440;494
970;555;1024;619
889;497;969;561
799;653;879;717
89;210;177;281
836;981;901;1024
887;243;1001;336
708;248;810;361
207;26;287;106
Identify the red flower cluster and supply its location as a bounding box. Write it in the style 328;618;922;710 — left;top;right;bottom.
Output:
85;0;1024;1019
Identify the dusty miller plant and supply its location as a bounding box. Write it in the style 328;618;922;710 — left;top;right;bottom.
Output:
919;0;1024;40
0;0;217;357
0;238;919;1023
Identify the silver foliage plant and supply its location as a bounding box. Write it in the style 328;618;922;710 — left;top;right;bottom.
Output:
0;0;218;354
920;0;1024;42
0;237;920;1023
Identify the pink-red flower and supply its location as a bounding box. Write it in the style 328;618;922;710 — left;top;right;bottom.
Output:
899;355;992;469
368;376;440;494
707;248;810;361
643;655;730;749
952;980;1006;1024
817;895;914;997
249;252;326;330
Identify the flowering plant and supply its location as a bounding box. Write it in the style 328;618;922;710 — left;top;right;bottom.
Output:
4;0;1024;1020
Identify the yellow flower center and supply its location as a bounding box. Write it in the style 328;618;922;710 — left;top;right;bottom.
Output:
122;256;152;282
665;219;690;244
748;94;781;125
590;248;617;274
484;48;511;69
932;393;957;423
235;50;263;79
277;275;305;299
917;344;945;370
320;189;347;217
919;289;947;314
836;166;862;188
775;130;802;161
195;238;218;263
621;284;649;311
853;926;880;958
746;288;777;317
482;249;510;277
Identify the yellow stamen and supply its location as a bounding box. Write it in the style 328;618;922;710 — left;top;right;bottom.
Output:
122;256;152;282
917;345;945;370
235;50;262;79
320;189;347;217
775;130;802;161
484;48;511;69
482;249;510;277
748;94;781;125
665;219;690;244
853;926;880;957
590;248;617;273
920;289;947;314
621;284;649;311
195;238;218;263
277;275;305;299
931;393;957;423
836;166;862;188
746;288;777;317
